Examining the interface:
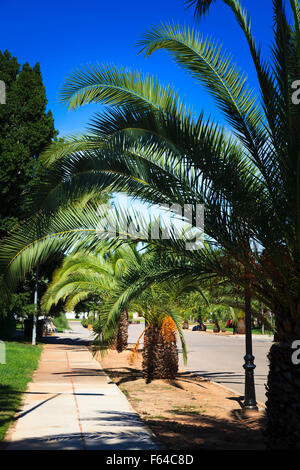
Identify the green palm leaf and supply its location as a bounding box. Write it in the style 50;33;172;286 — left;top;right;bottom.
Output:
60;63;185;115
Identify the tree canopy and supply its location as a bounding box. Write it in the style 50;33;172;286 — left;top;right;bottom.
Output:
0;50;57;235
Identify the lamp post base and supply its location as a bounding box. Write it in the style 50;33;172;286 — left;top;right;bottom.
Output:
243;353;258;411
244;404;259;411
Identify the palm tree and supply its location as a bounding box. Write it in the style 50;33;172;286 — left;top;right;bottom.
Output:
42;244;141;352
131;287;179;382
99;253;188;382
0;0;299;448
209;306;225;333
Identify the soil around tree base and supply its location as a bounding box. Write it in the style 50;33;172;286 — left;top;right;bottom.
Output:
95;346;265;450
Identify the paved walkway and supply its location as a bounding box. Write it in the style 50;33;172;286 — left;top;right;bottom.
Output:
5;322;158;450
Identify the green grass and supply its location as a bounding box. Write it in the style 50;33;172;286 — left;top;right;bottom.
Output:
205;324;232;332
251;328;273;335
149;415;168;420
128;318;145;324
170;405;205;415
120;387;130;398
0;341;43;441
204;324;273;335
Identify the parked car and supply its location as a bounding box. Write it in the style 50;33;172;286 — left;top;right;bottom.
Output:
192;324;201;331
192;323;207;331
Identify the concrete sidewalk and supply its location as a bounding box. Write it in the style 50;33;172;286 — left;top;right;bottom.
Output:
5;322;158;450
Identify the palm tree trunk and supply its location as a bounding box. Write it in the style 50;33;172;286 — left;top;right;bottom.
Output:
142;325;178;383
110;309;128;352
237;318;246;334
265;341;300;449
116;308;128;353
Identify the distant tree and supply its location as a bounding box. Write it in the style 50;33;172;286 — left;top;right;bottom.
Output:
0;51;57;331
0;50;57;235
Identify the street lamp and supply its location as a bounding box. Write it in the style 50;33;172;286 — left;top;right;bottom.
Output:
32;265;39;346
243;285;258;410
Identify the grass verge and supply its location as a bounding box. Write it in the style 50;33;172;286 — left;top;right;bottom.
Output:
0;341;43;441
204;324;273;335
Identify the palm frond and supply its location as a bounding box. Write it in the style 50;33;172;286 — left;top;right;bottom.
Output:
139;22;266;161
60;63;185;115
185;0;217;17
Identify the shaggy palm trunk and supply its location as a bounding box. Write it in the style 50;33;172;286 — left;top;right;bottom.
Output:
142;325;178;383
265;341;300;449
110;309;128;353
237;318;246;334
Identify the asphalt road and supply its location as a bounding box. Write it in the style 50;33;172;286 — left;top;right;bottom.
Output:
128;324;273;405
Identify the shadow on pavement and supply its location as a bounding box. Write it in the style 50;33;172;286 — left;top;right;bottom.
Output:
53;368;106;378
143;409;266;450
41;335;92;347
5;411;159;450
102;367;144;386
5;428;158;450
178;370;266;386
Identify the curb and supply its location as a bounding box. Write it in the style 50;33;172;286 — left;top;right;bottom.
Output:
208;380;266;410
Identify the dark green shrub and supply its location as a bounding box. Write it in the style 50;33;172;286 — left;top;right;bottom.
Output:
92;319;102;334
52;314;70;331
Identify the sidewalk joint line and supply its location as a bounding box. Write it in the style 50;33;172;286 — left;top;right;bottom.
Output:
65;351;87;450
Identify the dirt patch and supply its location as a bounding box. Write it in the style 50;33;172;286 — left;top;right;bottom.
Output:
95;346;265;450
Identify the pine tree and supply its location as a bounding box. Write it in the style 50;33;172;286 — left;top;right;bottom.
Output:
0;51;57;333
0;50;57;235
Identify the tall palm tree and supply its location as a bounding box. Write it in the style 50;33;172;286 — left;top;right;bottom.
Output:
0;0;299;448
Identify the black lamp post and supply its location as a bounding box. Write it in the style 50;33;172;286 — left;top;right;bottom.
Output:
197;307;202;329
32;265;39;346
243;285;258;410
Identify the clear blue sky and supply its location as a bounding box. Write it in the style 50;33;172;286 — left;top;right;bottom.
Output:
0;0;279;136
